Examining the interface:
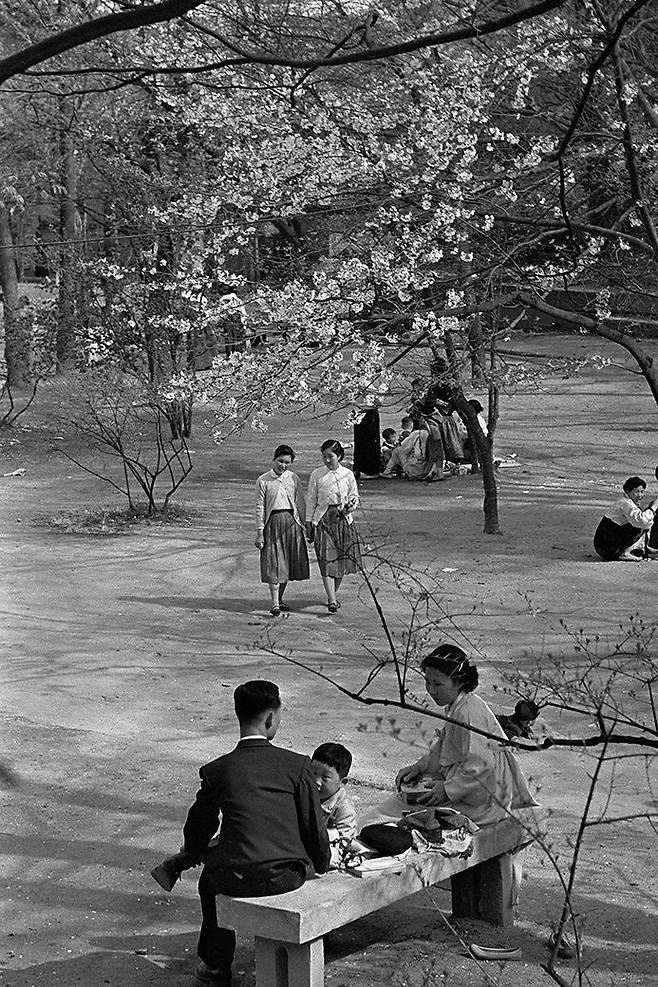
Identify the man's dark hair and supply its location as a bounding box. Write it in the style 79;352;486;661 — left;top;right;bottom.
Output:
382;428;396;441
312;742;352;780
234;680;281;721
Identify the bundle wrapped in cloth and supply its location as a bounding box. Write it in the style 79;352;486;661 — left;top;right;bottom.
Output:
399;806;478;858
341;808;478;876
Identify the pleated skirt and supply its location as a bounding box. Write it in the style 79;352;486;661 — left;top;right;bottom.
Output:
314;505;362;577
260;510;310;584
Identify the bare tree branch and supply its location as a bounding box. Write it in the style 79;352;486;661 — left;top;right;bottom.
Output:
0;0;206;85
0;0;570;84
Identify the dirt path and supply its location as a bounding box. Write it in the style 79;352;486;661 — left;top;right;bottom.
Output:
1;336;656;986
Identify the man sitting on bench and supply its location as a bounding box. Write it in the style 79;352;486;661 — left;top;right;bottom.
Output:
180;680;330;986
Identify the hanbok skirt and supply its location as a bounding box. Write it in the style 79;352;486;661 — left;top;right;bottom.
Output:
260;510;309;583
314;505;362;577
593;516;642;561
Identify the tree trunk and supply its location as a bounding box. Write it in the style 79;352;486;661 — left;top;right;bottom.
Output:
431;332;502;534
0;204;32;387
453;391;502;534
467;314;486;383
57;115;79;369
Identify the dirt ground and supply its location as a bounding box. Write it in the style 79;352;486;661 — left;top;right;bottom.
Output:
1;334;656;987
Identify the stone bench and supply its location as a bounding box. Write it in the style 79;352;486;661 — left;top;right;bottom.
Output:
215;807;541;987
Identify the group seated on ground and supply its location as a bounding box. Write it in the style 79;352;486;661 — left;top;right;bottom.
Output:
380;397;487;482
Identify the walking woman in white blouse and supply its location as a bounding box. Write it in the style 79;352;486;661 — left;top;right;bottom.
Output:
305;439;362;613
255;444;309;616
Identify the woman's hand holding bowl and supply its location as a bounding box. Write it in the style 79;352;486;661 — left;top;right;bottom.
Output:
395;764;422;789
416;780;447;806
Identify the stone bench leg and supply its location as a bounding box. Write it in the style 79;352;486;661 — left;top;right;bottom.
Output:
255;935;324;987
450;852;516;928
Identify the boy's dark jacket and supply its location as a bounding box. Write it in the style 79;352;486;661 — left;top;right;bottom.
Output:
183;737;330;877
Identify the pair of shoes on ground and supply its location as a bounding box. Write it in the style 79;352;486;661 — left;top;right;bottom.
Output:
196;960;232;986
270;602;291;617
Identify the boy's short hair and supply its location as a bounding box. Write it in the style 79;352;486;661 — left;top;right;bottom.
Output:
515;699;539;720
312;742;352;780
234;680;281;721
382;428;396;441
401;417;414;430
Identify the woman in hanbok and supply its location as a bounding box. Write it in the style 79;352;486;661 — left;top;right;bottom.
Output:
306;439;362;613
593;476;657;562
395;645;534;826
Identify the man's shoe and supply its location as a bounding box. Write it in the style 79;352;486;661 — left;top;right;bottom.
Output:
195;961;232;985
150;861;179;892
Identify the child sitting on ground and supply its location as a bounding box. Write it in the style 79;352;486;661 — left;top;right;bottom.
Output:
497;699;540;740
310;742;357;866
380;428;398;470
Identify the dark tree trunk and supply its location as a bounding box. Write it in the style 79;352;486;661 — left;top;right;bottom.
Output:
0;205;32;387
432;333;502;535
56;118;79;369
453;392;501;535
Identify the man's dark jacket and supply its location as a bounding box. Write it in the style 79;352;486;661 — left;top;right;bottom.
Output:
183;738;330;880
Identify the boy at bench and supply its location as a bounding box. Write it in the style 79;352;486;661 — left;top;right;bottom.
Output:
310;743;357;865
174;680;330;986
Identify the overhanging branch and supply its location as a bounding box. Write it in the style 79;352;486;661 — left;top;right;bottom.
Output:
0;0;206;85
0;0;568;84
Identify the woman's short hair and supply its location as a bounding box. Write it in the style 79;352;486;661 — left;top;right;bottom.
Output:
421;644;479;693
321;438;344;461
623;476;646;493
273;444;295;461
